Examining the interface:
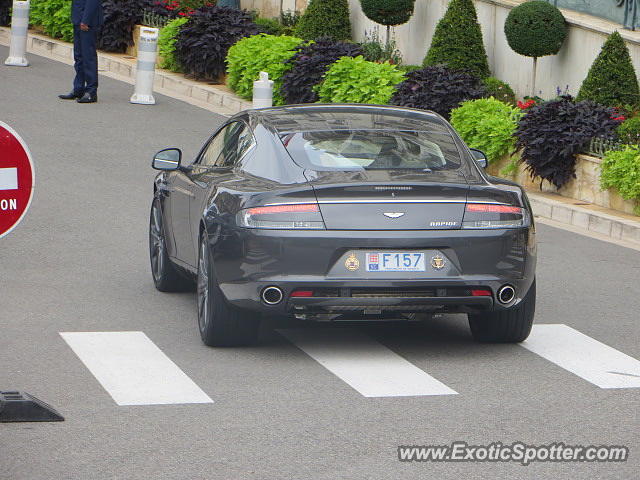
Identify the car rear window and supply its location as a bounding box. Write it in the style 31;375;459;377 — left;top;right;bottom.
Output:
280;129;462;172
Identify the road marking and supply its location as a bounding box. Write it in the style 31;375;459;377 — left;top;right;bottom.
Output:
279;328;457;397
0;167;18;190
521;324;640;389
60;331;213;405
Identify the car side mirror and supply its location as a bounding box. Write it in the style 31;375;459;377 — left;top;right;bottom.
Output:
152;148;182;170
470;148;488;168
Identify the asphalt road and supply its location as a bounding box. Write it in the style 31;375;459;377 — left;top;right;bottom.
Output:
1;47;640;480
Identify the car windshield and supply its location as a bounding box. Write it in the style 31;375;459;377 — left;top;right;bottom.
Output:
281;129;461;171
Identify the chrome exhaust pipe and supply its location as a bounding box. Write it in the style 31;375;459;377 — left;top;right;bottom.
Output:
261;286;283;305
497;285;516;304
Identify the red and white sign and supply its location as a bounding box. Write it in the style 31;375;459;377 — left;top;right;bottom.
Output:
0;121;34;238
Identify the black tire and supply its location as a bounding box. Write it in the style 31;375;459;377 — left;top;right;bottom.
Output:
197;233;259;347
149;198;193;292
468;280;536;343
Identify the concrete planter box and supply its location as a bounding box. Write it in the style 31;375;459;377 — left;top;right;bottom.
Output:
488;154;639;216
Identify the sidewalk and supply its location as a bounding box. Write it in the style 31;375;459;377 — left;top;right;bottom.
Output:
2;26;639;248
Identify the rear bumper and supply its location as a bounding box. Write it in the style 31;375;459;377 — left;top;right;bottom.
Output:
219;277;535;316
209;226;536;317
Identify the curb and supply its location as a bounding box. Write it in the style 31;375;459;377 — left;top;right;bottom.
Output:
0;27;252;117
2;27;639;248
527;191;640;246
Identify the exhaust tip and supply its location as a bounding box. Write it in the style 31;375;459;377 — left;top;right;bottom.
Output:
497;285;516;304
261;286;283;305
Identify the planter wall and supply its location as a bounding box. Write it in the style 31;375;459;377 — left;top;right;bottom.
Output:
488;153;639;215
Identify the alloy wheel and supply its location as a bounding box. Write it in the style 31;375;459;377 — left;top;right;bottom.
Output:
197;239;209;332
149;202;164;283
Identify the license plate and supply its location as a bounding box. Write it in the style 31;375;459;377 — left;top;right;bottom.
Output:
366;252;425;272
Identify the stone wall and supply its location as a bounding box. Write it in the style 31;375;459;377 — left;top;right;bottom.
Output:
487;154;639;215
347;0;640;100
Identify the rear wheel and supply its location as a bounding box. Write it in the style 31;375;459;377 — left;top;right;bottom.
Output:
197;234;259;347
149;198;193;292
468;280;536;343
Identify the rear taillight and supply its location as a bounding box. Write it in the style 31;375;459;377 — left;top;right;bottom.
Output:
236;203;325;230
462;203;526;229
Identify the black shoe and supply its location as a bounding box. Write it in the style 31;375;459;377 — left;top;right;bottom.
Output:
77;92;97;103
59;91;83;100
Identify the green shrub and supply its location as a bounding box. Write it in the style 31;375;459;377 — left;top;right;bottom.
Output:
482;77;516;106
504;1;567;58
600;146;640;214
423;0;490;79
226;34;305;105
450;97;522;164
359;27;402;64
617;116;640;145
315;55;405;104
31;0;73;42
360;0;415;26
158;17;188;72
294;0;351;41
577;31;640;107
254;17;285;36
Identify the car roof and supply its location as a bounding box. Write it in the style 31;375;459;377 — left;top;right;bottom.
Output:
245;104;451;135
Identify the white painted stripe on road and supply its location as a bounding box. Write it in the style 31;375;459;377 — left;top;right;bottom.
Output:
279;328;457;397
60;331;213;405
521;324;640;389
0;167;18;190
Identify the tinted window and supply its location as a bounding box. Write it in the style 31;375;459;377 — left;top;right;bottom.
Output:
282;129;461;171
199;124;231;166
216;122;254;167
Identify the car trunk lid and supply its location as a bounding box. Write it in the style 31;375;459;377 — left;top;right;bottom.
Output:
305;170;470;230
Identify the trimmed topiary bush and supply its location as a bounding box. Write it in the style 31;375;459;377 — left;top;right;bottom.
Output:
226;34;305;104
315;55;405;104
515;97;620;188
576;31;640;107
617;116;640;145
504;1;566;58
504;1;566;96
360;0;415;26
158;17;188;72
600;146;640;214
450;97;522;164
390;65;486;119
423;0;490;79
281;38;363;104
176;6;259;81
482;77;516;106
294;0;351;41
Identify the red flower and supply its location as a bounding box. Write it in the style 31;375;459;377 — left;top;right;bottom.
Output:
517;99;536;110
612;116;626;122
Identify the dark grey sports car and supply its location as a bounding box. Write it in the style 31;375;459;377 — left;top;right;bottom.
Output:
149;104;536;347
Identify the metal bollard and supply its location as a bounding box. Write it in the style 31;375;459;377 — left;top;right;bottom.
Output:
130;27;159;105
253;71;273;109
4;0;30;67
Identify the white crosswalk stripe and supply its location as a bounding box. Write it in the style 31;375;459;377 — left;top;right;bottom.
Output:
278;328;458;397
60;331;214;405
520;324;640;389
